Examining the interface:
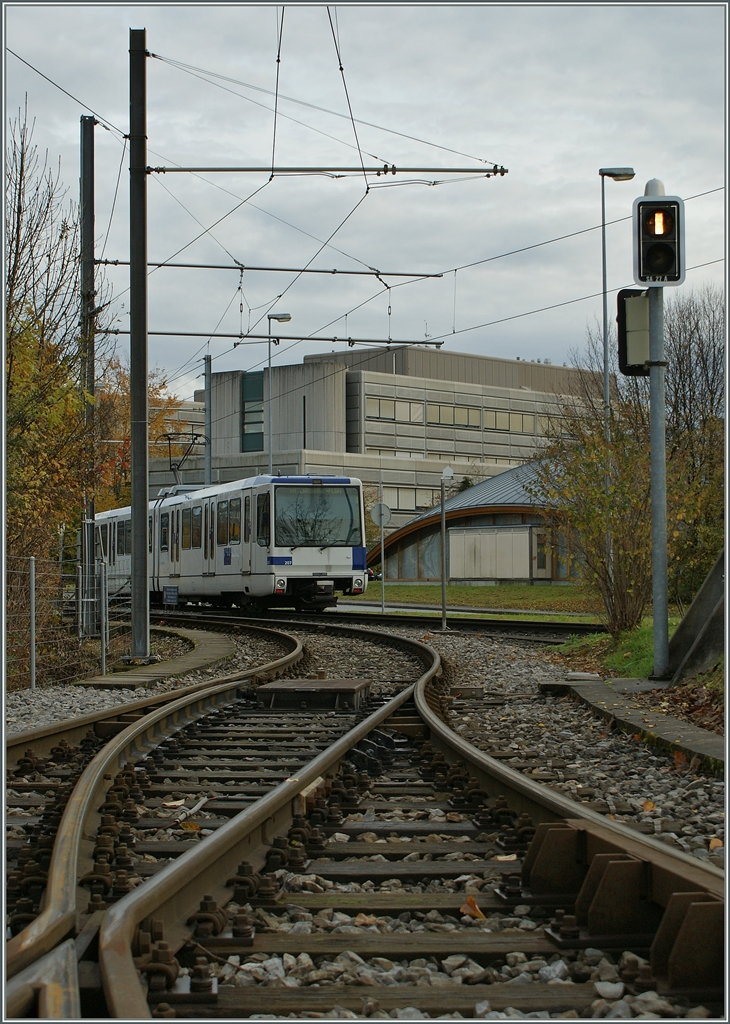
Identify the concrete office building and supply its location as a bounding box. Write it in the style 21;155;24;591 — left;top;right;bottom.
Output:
149;347;587;531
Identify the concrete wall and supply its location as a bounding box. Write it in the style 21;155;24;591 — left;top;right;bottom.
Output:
209;370;244;457
303;345;591;397
208;363;348;460
272;362;347;455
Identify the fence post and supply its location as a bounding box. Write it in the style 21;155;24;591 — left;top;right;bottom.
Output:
29;556;36;690
99;561;107;675
76;564;82;638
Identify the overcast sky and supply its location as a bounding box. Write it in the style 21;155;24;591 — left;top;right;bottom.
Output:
5;3;726;401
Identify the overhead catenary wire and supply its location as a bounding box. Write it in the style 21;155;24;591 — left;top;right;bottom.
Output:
327;5;369;193
149;52;496;165
96;259;443;279
151;174;242;266
270;7;285;180
100;136;127;261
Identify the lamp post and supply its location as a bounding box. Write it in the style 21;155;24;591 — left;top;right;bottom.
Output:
599;168;635;430
267;313;291;475
440;466;454;631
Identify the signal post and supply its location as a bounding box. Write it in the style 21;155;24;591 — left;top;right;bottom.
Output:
628;179;685;678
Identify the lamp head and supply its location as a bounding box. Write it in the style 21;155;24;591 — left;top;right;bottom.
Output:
599;167;635;181
268;312;292;323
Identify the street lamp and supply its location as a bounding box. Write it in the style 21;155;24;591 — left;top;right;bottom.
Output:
267;313;291;475
599;168;635;430
440;466;454;631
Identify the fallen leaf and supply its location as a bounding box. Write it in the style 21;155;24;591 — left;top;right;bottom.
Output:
459;895;486;919
180;821;202;832
494;854;518;862
162;799;186;807
709;838;723;851
673;751;687;768
642;800;656;812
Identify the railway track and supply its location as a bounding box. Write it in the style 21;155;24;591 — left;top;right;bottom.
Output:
151;606;605;643
6;620;723;1019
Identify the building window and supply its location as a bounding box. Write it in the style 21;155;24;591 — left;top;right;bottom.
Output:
382;486;433;512
454;406;480;427
395;400;424;422
427;403;454;425
366;397;395;420
241;372;264;452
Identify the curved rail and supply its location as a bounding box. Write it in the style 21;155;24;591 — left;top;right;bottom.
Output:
6;627;304;979
413;675;724;891
97;633;441;1018
7;623;299;765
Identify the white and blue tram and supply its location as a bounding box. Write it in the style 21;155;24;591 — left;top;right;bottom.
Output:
94;475;368;612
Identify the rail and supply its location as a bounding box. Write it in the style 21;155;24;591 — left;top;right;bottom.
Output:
6;627;304;979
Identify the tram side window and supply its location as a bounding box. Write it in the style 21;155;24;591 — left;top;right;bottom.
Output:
191;506;202;548
229;498;241;544
256;493;270;547
149;516;152;553
160;512;169;551
217;500;229;546
125;520;132;555
182;508;192;549
244;496;251;543
117;520;125;556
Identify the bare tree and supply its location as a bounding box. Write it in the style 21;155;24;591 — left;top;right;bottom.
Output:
5;106;112;555
531;286;724;634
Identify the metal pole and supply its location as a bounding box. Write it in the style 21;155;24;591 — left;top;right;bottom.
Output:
100;561;107;676
267;328;273;476
81;115;96;637
649;286;669;676
29;556;36;690
129;28;150;658
440;480;447;631
600;174;610;434
379;473;385;616
204;354;212;485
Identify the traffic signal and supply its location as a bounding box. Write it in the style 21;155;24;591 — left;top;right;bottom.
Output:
617;289;650;376
633;196;685;286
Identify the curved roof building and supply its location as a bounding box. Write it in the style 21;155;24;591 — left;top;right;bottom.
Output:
369;462;573;583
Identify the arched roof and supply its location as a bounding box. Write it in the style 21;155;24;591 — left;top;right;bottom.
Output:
367;461;546;564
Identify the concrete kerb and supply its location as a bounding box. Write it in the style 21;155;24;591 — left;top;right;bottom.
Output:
72;627;237;689
539;676;724;774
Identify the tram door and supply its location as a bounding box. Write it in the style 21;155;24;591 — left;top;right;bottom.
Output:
241;491;252;575
203;500;216;575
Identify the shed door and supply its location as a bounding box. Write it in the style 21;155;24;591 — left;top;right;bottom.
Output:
532;529;551;578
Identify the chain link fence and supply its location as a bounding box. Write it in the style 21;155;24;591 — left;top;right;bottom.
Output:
5;555;132;692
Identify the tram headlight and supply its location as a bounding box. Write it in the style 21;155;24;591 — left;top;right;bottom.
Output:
275;578;287;593
352;576;364;594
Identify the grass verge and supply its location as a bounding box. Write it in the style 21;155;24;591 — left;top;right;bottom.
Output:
343;581;602;616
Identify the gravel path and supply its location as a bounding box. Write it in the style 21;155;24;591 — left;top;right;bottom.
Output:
5;630;288;737
386;628;725;868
